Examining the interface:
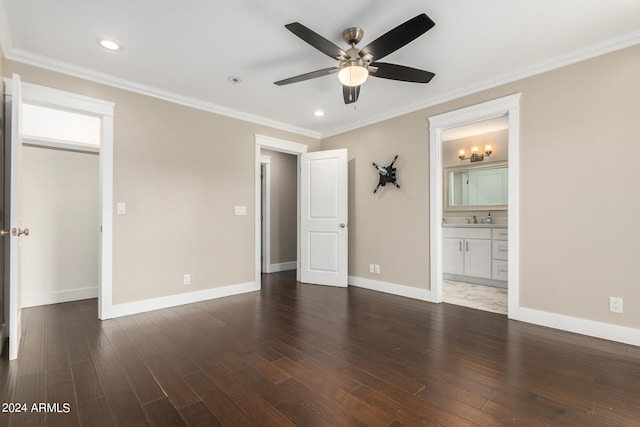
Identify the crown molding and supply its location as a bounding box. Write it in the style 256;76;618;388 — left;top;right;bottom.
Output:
5;48;322;140
5;27;639;140
321;28;640;138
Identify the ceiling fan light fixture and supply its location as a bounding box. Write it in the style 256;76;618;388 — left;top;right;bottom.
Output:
338;60;368;87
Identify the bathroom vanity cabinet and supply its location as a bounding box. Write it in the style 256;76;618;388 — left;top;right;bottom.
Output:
492;228;508;281
443;226;507;285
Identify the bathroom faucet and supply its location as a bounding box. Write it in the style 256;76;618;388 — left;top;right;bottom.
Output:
472;215;477;224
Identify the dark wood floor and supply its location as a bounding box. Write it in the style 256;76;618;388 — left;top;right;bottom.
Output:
1;271;639;426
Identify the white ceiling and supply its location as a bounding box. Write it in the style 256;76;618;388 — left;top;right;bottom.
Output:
2;1;639;138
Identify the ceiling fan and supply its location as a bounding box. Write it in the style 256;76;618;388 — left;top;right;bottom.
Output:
274;13;436;104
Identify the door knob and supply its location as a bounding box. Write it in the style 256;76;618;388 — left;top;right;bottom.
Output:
4;228;30;237
340;223;347;228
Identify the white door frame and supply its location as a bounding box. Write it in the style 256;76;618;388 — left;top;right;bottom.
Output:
428;93;521;317
254;134;307;288
260;156;271;273
4;74;23;360
5;78;115;320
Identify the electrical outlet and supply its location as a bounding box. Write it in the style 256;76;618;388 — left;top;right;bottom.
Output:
374;264;380;274
183;274;191;285
609;297;623;313
369;264;375;273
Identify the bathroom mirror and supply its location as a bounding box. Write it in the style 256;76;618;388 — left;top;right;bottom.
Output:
444;161;508;211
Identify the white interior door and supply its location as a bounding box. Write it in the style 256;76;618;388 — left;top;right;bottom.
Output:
300;149;348;287
5;74;25;360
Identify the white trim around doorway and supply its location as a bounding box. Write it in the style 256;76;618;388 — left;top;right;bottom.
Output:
254;134;307;289
260;155;271;274
428;93;521;318
5;78;115;320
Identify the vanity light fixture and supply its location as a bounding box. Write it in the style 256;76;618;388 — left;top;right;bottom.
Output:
459;145;492;162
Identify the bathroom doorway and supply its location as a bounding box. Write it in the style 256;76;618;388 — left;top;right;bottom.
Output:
440;116;509;313
428;94;521;317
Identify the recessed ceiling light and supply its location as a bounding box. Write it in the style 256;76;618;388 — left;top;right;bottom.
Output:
97;39;122;51
314;110;325;117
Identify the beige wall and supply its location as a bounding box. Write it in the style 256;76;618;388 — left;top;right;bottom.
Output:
323;44;640;329
516;46;639;328
4;60;320;304
323;111;431;288
261;149;297;265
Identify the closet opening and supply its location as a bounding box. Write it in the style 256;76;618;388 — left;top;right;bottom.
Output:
21;104;101;308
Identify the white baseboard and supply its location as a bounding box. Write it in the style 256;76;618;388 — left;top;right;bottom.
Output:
349;277;639;347
106;281;259;319
21;286;98;308
266;261;296;273
513;307;640;347
348;276;431;301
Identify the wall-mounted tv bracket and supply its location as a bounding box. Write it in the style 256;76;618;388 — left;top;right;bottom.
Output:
372;155;399;193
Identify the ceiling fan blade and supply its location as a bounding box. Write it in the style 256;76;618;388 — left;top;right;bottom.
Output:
285;22;349;61
274;67;338;86
369;62;435;83
359;13;435;61
343;85;361;104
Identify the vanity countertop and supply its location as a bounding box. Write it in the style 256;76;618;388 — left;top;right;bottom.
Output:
442;223;507;228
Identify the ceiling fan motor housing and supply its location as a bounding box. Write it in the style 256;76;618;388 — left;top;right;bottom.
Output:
342;27;364;46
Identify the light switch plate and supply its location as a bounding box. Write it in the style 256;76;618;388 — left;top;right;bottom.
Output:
116;202;126;215
235;206;247;216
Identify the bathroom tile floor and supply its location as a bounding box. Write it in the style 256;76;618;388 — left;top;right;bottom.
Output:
443;280;508;314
